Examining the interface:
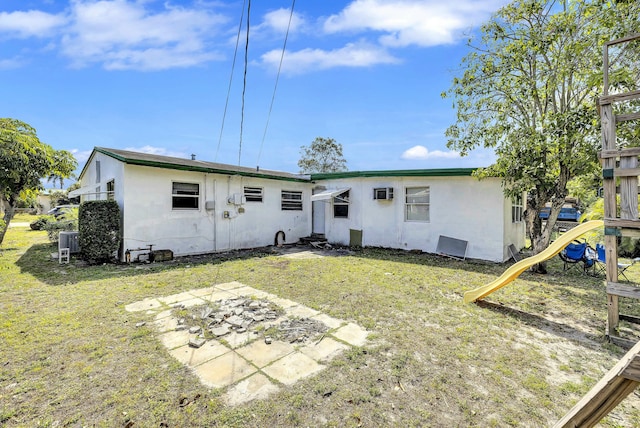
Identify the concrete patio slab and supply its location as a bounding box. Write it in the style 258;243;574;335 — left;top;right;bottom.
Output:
169;341;230;366
214;281;246;291
299;337;348;362
223;331;253;349
280;250;324;259
154;315;179;333
311;313;345;330
195;352;258;389
159;329;192;349
125;297;162;312
236;339;295;368
285;305;320;318
262;352;324;385
269;297;298;309
198;290;237;303
157;291;200;305
126;281;369;406
333;322;369;347
224;373;280;406
186;286;218;297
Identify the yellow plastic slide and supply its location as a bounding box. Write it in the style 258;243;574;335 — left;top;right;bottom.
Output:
463;220;604;303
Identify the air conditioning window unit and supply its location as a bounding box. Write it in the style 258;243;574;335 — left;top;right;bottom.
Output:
59;231;80;253
373;187;394;200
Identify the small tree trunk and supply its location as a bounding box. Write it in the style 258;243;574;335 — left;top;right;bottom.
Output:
0;198;15;246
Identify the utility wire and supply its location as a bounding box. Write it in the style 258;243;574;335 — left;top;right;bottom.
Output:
238;0;251;165
256;0;296;169
214;0;247;162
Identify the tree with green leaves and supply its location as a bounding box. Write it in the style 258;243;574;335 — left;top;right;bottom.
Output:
298;137;348;174
443;0;639;270
0;118;77;244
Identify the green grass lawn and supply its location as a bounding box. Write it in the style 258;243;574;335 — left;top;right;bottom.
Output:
1;215;639;427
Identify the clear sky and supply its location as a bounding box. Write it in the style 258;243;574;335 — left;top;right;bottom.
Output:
1;0;508;179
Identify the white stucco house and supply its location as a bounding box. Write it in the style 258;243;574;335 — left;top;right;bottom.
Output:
71;147;525;262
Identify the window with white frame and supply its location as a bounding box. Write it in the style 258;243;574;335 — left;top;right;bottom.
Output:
405;187;430;222
244;186;263;202
281;190;303;211
333;190;350;218
512;194;523;223
172;182;199;209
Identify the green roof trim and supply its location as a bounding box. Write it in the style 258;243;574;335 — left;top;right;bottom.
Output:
79;147;480;184
310;168;478;180
92;147;310;183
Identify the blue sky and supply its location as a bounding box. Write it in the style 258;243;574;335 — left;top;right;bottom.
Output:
1;0;508;180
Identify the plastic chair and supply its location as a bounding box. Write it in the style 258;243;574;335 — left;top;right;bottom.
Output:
594;244;638;281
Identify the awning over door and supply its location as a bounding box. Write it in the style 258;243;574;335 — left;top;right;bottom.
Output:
310;188;350;202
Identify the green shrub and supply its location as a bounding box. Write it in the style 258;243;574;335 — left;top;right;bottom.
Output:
44;219;77;242
30;216;51;231
78;200;121;263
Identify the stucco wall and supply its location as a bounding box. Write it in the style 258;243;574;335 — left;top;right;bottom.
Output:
119;165;310;257
316;176;521;262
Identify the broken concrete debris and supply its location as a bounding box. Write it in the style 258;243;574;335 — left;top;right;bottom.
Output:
171;296;328;347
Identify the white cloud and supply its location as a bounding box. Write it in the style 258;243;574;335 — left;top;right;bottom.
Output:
401;145;460;160
60;0;227;70
324;0;505;47
260;42;399;74
70;149;93;163
124;145;188;159
0;10;67;38
258;8;305;34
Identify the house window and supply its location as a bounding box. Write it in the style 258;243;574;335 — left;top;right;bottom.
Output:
333;190;350;218
281;190;303;211
512;194;523;223
244;186;263;202
95;160;101;183
106;180;115;201
172;182;199;209
405;187;430;222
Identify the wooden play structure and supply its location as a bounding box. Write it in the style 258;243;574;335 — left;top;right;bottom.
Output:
598;34;640;347
555;34;640;427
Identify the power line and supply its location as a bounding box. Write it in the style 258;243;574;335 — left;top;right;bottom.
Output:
256;0;296;169
238;0;251;165
214;0;247;162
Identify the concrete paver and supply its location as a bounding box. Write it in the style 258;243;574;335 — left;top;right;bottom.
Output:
262;352;324;385
125;297;162;312
195;352;257;389
236;339;295;368
224;373;280;406
333;322;369;347
299;337;348;362
169;341;230;366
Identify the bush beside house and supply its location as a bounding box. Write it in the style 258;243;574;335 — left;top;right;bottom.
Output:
79;200;121;263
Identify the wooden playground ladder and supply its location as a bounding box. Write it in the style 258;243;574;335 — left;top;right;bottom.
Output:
555;33;640;427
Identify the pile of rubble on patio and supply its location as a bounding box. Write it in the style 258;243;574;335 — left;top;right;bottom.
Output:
172;296;329;348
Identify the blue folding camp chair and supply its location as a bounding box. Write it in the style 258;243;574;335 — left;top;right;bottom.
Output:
594;244;639;281
559;240;595;274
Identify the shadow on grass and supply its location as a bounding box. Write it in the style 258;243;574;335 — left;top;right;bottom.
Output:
475;300;607;348
15;242;275;286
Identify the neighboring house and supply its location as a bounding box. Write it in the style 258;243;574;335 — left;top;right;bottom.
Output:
36;192;54;214
71;147;525;263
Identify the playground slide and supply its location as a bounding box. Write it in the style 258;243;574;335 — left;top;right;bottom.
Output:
463;220;604;303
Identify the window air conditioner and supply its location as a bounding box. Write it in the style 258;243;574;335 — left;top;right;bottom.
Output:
59;231;80;253
373;187;394;200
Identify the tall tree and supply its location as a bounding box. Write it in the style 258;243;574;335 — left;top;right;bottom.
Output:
443;0;639;270
298;137;348;174
0;118;76;244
